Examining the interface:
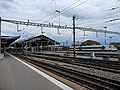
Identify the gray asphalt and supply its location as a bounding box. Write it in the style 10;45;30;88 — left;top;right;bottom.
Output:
0;54;63;90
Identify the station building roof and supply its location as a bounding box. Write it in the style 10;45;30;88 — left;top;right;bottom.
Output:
12;35;60;47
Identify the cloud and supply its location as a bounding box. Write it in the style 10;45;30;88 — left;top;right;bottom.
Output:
0;0;120;44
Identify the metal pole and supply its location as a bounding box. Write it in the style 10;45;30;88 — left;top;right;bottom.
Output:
0;17;1;53
105;32;106;45
73;15;76;58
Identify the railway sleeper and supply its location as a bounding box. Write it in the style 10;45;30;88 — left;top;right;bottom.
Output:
21;54;120;73
26;55;120;84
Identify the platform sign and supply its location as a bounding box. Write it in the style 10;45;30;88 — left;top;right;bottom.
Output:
1;36;12;39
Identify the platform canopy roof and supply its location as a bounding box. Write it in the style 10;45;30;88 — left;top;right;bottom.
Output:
1;36;20;48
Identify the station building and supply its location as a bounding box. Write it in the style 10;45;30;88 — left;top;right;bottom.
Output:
11;35;61;52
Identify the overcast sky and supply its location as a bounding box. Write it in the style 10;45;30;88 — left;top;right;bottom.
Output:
0;0;120;45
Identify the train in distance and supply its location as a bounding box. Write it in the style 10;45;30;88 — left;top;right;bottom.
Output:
69;45;117;51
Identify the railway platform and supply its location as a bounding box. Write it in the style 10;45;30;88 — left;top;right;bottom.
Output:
0;53;80;90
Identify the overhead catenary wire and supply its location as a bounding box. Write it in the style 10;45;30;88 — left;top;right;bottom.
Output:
43;12;57;23
59;0;106;26
81;18;120;28
78;8;120;25
94;13;120;28
43;0;88;23
75;2;120;26
42;0;78;23
79;14;120;29
60;0;82;13
58;0;78;10
2;18;120;35
72;0;108;16
26;0;120;35
42;0;85;23
61;0;89;15
76;4;120;20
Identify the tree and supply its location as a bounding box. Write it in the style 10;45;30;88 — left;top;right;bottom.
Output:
81;40;101;46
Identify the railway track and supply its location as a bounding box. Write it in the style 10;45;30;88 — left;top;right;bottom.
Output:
20;52;120;73
11;52;120;90
20;54;120;81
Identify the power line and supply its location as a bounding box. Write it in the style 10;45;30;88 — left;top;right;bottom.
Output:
46;0;88;26
73;1;120;26
43;11;57;23
58;0;78;10
76;3;120;19
60;0;81;13
61;0;89;14
42;0;81;23
87;12;120;27
43;0;88;23
78;9;120;26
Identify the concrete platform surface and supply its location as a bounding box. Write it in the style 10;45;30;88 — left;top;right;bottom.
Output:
0;53;73;90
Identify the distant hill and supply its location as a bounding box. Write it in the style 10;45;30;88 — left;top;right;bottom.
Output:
80;40;101;46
